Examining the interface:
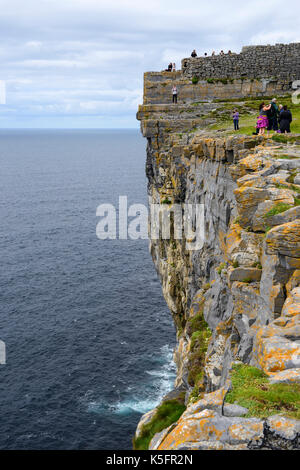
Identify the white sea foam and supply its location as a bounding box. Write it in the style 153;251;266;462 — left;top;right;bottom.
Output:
86;343;177;417
115;344;176;415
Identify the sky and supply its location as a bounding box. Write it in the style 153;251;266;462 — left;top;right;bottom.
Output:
0;0;299;128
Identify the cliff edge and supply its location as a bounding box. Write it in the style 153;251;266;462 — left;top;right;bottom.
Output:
134;43;300;450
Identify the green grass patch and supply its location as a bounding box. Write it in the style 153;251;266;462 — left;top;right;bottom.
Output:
217;262;226;274
133;399;186;450
241;277;253;284
161;198;172;204
275;182;300;194
291;184;300;194
273;154;300;160
264;203;292;218
225;364;300;419
192;76;199;85
203;282;211;292
185;301;212;394
287;171;297;183
252;261;262;269
272;134;299;144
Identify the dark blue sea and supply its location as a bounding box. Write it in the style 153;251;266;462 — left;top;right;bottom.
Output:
0;129;176;449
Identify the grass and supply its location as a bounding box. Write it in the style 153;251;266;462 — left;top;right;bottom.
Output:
225;364;300;419
272;134;300;144
132;398;186;450
161;198;172;204
252;261;262;269
203;282;211;292
241;277;253;284
217;262;226;274
264;203;292;218
275;183;300;194
272;154;300;160
185;300;212;398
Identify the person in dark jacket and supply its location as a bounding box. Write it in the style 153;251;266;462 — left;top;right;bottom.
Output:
191;50;197;57
267;98;279;133
279;105;292;133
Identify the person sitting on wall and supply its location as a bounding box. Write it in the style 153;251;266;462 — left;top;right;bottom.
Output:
233;109;239;130
212;51;215;56
167;62;172;71
191;49;197;57
172;85;178;104
204;53;208;57
279;105;292;133
220;50;224;55
256;102;271;135
228;50;232;54
172;63;176;71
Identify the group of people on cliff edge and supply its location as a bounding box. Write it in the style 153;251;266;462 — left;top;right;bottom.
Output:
191;49;232;57
255;99;292;135
165;62;176;72
232;98;293;135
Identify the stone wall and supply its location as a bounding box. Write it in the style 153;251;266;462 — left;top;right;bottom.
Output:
143;42;300;104
182;43;300;80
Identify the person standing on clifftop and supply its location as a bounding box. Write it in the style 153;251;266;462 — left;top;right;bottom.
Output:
172;85;178;104
279;105;292;133
191;50;197;57
257;102;271;135
233;109;239;130
267;98;279;133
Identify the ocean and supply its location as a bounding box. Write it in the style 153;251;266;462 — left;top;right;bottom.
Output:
0;129;176;449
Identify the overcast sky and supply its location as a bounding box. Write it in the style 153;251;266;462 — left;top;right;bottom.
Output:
0;0;299;128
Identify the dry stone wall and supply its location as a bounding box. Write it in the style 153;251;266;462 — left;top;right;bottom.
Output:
182;43;300;80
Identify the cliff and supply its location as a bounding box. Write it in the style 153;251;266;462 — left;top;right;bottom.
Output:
134;43;300;450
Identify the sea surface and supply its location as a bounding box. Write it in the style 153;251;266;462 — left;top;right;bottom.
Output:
0;129;176;449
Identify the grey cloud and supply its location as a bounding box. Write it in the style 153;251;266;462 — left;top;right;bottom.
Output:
0;0;299;127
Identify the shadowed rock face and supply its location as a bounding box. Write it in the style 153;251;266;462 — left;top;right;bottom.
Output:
135;47;300;450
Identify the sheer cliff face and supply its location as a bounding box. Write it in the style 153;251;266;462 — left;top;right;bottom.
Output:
135;60;300;449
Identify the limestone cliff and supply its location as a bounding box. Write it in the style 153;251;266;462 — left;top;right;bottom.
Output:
135;43;300;450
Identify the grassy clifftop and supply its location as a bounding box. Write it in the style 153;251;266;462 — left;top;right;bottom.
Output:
208;95;300;134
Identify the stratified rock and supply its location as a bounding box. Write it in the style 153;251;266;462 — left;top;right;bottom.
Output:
269;368;300;384
228;267;262;283
265;220;300;258
282;287;300;317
